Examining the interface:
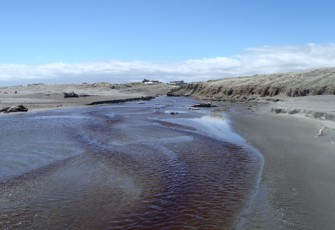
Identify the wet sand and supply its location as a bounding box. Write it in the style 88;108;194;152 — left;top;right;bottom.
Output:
231;96;335;229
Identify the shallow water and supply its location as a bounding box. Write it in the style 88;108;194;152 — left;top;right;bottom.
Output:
0;97;263;229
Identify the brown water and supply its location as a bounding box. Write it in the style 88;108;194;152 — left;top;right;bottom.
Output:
0;97;263;229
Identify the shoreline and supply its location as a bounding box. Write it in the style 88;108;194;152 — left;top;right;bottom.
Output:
2;82;335;228
229;97;335;229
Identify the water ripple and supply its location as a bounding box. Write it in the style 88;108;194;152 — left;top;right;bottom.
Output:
0;97;263;229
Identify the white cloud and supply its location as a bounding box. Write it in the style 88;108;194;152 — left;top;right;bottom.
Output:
236;43;335;74
1;43;335;85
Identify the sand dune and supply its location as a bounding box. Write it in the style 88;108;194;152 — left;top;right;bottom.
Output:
168;67;335;130
168;67;335;100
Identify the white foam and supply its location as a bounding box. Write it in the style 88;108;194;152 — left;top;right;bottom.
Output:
163;115;246;146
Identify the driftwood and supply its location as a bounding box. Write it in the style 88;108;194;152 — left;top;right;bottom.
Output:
0;105;28;113
191;103;217;108
63;91;79;98
87;96;155;105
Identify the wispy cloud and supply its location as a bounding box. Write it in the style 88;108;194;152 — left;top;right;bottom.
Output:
1;43;335;85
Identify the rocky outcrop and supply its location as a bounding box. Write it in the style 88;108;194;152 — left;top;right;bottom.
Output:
168;68;335;101
0;105;28;113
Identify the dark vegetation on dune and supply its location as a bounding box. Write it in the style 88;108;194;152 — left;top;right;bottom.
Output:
168;68;335;101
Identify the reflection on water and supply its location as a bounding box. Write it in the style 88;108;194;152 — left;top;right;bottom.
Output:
0;97;263;229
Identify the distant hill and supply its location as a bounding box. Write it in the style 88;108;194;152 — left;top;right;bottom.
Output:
168;67;335;101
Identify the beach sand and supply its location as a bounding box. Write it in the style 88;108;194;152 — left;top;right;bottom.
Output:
231;96;335;229
0;83;175;112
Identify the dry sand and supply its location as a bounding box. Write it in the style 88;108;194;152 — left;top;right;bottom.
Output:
0;82;175;112
230;96;335;229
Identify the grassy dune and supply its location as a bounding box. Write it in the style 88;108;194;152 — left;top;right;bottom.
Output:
168;67;335;100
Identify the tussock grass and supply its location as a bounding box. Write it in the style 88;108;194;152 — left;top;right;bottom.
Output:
169;67;335;100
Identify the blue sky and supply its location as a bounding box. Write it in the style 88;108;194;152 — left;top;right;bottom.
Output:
0;0;335;85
